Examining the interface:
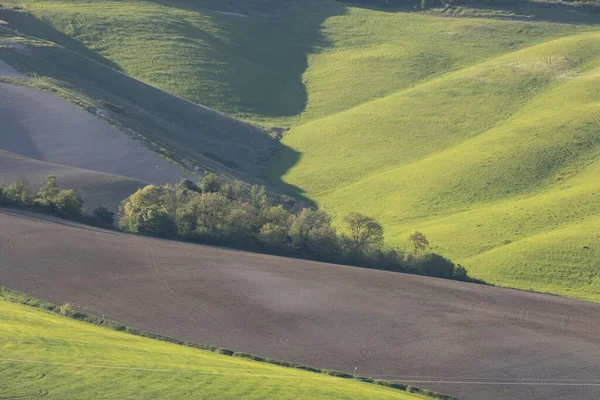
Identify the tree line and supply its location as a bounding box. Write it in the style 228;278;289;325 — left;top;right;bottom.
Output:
0;175;478;283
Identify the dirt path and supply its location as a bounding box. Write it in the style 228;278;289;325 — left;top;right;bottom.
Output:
0;209;599;400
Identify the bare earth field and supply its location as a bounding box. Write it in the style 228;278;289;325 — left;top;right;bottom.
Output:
0;209;598;400
0;150;145;211
0;82;189;185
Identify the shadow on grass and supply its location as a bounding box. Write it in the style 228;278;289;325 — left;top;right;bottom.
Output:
265;145;317;208
138;0;348;121
0;9;123;70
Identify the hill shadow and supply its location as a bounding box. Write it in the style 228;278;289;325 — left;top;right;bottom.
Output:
0;9;123;71
143;0;347;121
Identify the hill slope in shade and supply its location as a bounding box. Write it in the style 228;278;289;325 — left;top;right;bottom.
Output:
0;150;146;211
1;209;599;400
0;82;190;185
0;299;427;400
0;26;276;182
2;0;600;298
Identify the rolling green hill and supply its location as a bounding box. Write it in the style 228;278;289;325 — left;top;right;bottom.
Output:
1;0;599;299
0;297;431;400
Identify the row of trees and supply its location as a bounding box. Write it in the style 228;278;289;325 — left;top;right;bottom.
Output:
118;175;471;280
0;177;114;226
0;175;473;281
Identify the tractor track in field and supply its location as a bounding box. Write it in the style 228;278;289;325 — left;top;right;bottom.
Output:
0;209;599;400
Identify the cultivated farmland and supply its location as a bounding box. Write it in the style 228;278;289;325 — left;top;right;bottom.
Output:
0;209;598;400
2;0;599;297
0;82;189;185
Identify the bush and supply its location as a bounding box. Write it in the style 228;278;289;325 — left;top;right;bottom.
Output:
59;303;75;317
453;264;469;280
134;205;177;237
0;185;7;205
412;253;455;278
201;173;222;193
93;205;115;226
54;189;84;218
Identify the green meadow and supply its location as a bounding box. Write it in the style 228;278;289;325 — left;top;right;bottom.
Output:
0;298;429;399
1;0;599;299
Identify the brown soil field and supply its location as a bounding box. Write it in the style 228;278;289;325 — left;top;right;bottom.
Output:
0;149;145;211
0;82;190;185
0;209;599;400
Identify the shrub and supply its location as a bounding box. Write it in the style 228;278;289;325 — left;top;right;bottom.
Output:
200;173;222;193
93;205;115;226
59;303;75;317
0;185;7;205
413;253;455;278
54;189;84;218
37;176;60;208
453;264;469;281
134;205;177;237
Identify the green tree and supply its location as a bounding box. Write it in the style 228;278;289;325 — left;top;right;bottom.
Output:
343;212;384;252
3;180;33;204
222;180;246;201
223;202;258;245
201;173;222;193
409;231;430;257
250;185;269;211
290;208;338;257
134;205;177;237
120;185;168;231
259;205;292;250
193;192;231;232
54;189;84;218
37;176;60;206
176;179;201;194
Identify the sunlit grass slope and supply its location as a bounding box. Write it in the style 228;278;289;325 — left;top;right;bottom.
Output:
0;299;428;399
275;31;600;300
1;0;599;299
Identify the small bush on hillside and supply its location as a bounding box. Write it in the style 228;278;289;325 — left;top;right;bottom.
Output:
59;303;75;317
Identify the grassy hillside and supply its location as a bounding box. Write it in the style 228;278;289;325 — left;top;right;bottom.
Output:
1;0;599;299
0;298;430;400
